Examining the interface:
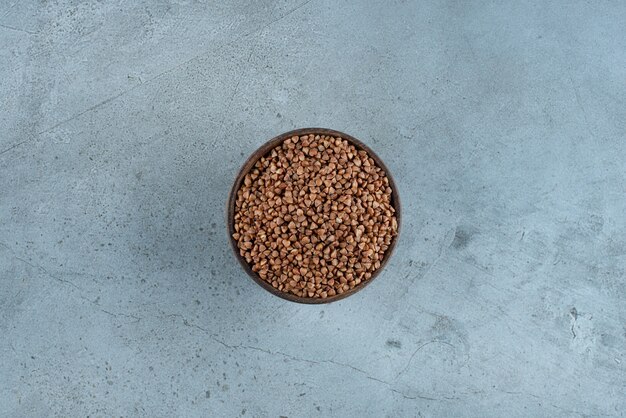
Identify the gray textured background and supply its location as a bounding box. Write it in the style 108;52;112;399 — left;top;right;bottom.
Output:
1;1;625;417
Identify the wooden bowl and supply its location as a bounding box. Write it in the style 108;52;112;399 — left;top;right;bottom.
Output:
227;128;401;304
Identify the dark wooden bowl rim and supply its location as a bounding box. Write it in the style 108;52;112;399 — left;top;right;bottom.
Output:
227;128;401;304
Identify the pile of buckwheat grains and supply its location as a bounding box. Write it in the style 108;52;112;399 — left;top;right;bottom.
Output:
232;133;398;299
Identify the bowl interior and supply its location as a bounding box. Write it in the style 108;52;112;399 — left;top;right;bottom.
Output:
227;128;401;304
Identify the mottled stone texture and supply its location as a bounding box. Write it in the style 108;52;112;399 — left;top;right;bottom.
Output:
1;1;624;416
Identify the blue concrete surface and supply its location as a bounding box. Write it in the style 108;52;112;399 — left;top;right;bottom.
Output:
1;1;625;416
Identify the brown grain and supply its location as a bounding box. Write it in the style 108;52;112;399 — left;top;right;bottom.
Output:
233;134;397;299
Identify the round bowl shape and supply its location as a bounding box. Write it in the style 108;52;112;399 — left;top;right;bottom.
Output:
227;128;401;304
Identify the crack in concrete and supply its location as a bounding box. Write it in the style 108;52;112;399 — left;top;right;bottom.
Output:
15;256;82;290
29;0;316;144
246;0;314;37
500;389;608;416
396;340;457;378
411;226;455;284
570;307;578;339
98;308;142;323
1;242;83;291
567;70;596;140
0;139;30;156
213;48;255;146
37;86;143;135
80;295;142;323
0;23;38;35
0;0;319;159
171;315;455;402
3;242;145;325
